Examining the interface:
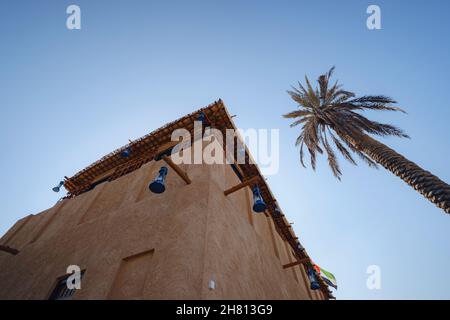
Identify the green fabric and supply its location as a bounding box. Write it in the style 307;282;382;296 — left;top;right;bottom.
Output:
320;268;337;286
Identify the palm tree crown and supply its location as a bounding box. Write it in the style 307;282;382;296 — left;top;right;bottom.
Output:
284;67;409;179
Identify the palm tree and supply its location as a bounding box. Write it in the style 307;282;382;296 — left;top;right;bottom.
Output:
284;67;450;214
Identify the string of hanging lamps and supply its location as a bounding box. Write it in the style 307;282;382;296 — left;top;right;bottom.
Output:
48;108;331;297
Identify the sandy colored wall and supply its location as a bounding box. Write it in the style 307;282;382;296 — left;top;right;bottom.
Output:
0;149;320;300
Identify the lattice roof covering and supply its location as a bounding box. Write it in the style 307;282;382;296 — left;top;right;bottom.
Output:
63;99;334;299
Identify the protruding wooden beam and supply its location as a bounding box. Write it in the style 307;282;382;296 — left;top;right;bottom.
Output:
0;245;19;255
162;155;191;185
282;258;310;269
224;176;260;196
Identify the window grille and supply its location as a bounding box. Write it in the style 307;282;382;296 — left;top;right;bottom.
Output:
48;270;85;300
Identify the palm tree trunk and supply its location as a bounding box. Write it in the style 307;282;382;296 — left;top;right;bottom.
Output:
351;134;450;214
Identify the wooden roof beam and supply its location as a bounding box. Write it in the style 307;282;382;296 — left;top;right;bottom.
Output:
162;155;191;185
0;245;19;255
282;258;310;269
224;176;260;196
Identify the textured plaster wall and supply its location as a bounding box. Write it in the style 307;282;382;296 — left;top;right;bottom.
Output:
0;147;320;300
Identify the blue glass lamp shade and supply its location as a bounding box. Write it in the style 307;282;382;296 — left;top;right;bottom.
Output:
307;267;321;290
149;166;168;194
121;148;131;158
196;112;207;125
252;186;267;213
52;181;64;193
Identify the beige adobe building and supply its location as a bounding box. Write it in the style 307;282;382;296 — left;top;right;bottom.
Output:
0;100;333;300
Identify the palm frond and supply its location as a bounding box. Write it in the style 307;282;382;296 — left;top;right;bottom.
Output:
284;67;407;179
283;110;311;119
321;129;342;179
328;129;357;166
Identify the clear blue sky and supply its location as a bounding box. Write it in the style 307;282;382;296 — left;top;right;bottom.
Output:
1;0;449;299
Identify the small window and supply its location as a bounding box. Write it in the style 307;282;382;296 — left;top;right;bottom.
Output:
48;270;85;300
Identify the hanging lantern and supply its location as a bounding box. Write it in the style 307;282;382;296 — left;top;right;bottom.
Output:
307;267;321;290
274;204;281;215
52;181;64;193
121;148;131;158
196;112;206;124
149;166;168;194
252;185;266;213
